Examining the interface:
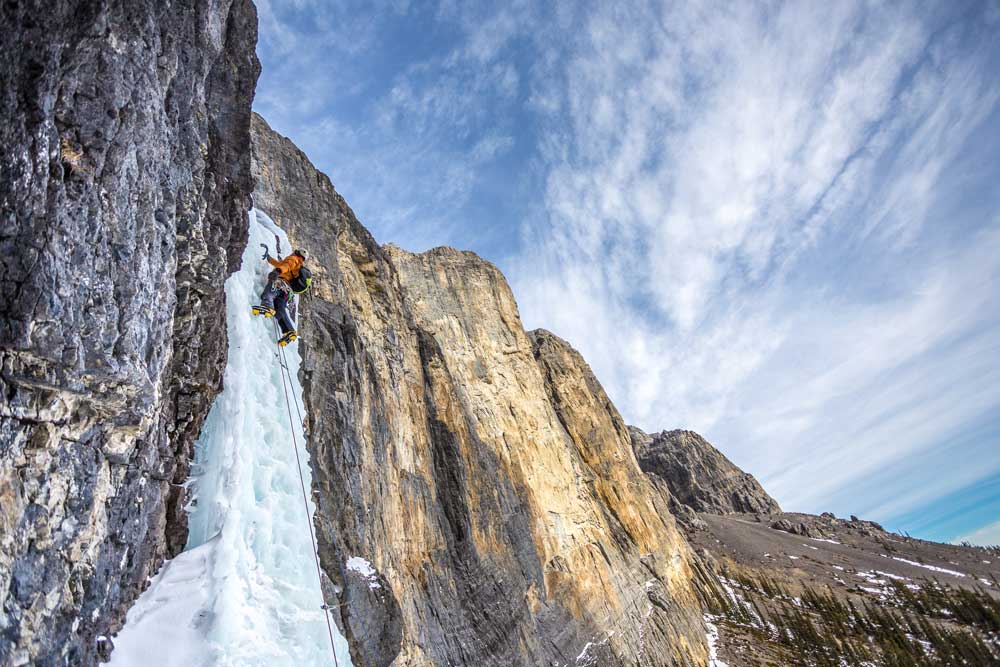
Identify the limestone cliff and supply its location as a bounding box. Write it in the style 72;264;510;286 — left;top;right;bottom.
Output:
250;114;707;667
0;2;259;665
630;427;780;517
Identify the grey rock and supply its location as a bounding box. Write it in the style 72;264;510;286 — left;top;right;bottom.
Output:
769;518;812;537
341;562;403;667
769;518;794;533
767;511;890;542
630;427;781;516
0;2;259;664
95;636;113;663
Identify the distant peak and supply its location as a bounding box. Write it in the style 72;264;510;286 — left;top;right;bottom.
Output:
631;427;781;515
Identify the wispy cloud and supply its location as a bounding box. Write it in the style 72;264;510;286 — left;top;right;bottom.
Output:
255;1;1000;540
508;1;1000;533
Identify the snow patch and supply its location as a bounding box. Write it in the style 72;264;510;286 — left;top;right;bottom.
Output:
715;577;763;624
572;633;613;666
109;539;220;666
891;557;966;578
347;556;382;589
704;615;729;667
906;633;933;655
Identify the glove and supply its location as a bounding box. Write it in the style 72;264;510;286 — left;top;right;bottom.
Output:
260;243;271;261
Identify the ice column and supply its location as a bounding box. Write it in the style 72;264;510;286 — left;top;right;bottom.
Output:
110;210;352;667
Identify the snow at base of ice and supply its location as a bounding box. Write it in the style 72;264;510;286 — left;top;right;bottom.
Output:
109;539;219;667
110;211;352;666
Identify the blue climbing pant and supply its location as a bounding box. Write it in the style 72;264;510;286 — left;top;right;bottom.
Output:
261;280;295;335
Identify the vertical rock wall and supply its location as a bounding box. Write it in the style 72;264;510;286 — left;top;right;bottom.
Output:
0;2;259;665
251;114;707;667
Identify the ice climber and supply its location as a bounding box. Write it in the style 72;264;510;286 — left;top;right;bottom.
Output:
251;246;312;346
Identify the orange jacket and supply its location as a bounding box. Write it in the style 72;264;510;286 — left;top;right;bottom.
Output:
268;254;303;281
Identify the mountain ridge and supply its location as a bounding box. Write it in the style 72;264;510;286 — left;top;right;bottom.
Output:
248;111;1000;666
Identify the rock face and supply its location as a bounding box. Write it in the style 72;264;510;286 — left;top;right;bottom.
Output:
630;427;780;516
250;114;707;667
0;2;259;665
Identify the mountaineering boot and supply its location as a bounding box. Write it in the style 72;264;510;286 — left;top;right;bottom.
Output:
278;330;298;347
252;305;275;318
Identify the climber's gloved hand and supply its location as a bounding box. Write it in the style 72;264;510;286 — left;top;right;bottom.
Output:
260;243;271;261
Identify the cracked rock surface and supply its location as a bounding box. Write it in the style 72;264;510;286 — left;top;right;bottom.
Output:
0;2;259;664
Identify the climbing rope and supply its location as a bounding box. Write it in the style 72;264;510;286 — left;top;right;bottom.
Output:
272;317;341;667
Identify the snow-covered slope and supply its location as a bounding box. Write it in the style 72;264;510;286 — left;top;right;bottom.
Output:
109;211;352;666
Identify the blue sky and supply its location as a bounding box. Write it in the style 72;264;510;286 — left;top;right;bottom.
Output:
254;0;1000;546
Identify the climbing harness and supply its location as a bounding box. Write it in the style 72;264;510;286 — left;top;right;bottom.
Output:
271;318;341;667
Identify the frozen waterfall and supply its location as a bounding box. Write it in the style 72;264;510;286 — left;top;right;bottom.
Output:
109;210;352;666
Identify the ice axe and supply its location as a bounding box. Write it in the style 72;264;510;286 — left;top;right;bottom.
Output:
260;243;270;260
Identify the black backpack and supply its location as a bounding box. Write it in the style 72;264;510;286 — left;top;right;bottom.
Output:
289;266;312;294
